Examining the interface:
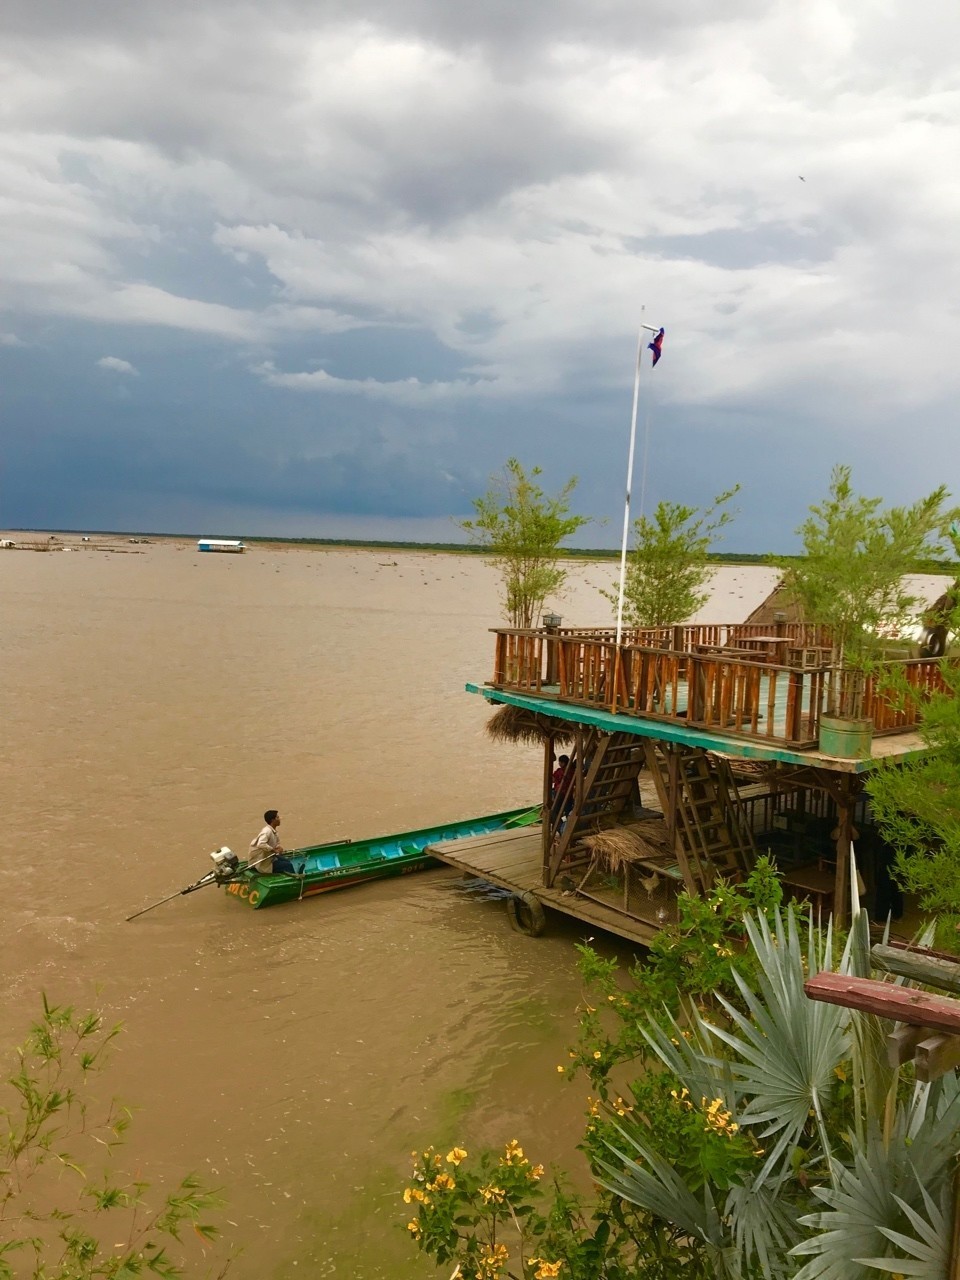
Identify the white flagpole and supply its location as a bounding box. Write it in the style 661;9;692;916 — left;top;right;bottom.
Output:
615;318;660;649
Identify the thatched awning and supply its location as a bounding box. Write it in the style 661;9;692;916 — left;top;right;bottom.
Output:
485;704;575;748
579;819;672;872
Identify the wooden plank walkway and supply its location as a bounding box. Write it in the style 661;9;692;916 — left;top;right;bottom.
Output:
427;826;659;947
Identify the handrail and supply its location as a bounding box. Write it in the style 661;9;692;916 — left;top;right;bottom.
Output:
489;626;950;749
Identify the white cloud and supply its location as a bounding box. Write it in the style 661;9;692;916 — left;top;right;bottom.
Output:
0;331;25;346
97;355;139;375
254;359;496;403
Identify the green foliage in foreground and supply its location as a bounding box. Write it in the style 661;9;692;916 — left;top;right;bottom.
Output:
868;598;960;948
403;866;960;1279
0;997;226;1280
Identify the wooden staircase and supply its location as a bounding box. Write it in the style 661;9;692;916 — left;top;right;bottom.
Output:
545;730;646;883
641;742;756;894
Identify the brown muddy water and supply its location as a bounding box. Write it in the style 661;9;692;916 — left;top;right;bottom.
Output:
0;539;641;1278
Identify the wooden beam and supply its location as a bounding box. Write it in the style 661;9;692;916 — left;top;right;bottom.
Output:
805;972;960;1034
886;1025;930;1068
872;944;960;996
915;1031;960;1083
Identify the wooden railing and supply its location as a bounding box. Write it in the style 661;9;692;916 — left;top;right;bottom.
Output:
490;627;949;750
864;659;950;733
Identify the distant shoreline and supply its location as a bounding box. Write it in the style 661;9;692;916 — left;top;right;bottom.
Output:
2;527;957;572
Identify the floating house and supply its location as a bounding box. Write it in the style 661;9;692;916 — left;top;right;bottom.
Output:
428;617;950;944
197;539;245;553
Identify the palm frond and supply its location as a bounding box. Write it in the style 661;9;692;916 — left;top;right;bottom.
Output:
793;1146;955;1280
705;908;849;1188
595;1126;724;1253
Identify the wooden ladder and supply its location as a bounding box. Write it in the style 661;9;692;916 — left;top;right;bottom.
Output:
545;730;646;884
642;742;755;895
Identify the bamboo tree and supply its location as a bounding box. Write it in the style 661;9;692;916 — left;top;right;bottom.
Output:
604;488;739;628
459;459;590;629
779;466;955;717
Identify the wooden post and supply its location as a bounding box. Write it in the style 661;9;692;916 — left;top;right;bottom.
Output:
542;735;555;875
543;616;561;686
832;776;855;930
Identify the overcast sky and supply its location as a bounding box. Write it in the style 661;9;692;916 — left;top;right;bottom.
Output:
2;1;959;549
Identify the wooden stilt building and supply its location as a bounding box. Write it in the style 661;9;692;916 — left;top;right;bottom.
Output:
429;620;950;943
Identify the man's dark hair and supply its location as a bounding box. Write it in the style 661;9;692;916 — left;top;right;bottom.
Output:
264;809;279;824
558;755;570;765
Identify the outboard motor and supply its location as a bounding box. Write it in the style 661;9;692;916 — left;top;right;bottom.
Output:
209;846;241;883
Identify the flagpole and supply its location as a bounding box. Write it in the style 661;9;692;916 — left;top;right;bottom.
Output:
611;316;660;716
615;319;661;649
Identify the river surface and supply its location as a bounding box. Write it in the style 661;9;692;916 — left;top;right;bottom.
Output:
1;538;643;1278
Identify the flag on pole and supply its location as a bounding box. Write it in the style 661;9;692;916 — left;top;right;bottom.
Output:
648;327;664;366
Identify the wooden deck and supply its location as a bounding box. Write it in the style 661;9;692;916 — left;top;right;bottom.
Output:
469;683;925;771
489;625;949;753
427;825;661;947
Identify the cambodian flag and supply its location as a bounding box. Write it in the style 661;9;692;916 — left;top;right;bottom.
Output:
648;327;664;366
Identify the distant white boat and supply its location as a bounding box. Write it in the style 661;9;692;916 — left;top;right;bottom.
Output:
197;539;245;554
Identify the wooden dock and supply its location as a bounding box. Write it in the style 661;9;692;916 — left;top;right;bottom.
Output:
428;825;660;947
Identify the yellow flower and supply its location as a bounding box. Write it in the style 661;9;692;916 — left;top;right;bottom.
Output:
534;1260;564;1279
592;1050;602;1060
479;1184;507;1204
530;1163;544;1180
403;1187;414;1204
557;1065;565;1073
502;1139;527;1165
404;1186;427;1204
427;1172;456;1191
446;1146;468;1165
406;1220;420;1235
477;1243;510;1276
834;1064;847;1082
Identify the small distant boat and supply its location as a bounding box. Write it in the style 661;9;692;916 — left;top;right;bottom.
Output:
197;539;245;553
222;805;540;909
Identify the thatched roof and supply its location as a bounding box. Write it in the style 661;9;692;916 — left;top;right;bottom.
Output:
579;819;672;872
485;704;575;748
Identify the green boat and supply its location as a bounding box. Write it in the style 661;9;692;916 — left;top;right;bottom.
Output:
221;805;540;909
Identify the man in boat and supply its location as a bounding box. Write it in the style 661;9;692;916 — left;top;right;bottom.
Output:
248;810;296;875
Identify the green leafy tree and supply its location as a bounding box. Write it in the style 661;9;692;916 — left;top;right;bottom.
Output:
0;997;226;1280
779;466;955;717
605;488;739;628
868;660;960;951
459;459;590;629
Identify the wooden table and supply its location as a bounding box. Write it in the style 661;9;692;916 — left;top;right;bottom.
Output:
781;863;835;913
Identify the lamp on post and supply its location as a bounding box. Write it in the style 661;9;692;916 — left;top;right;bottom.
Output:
542;612;562;686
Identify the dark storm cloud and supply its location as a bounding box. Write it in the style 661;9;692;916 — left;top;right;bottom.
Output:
3;0;960;543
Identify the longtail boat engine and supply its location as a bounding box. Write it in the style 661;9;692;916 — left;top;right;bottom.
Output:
210;846;241;881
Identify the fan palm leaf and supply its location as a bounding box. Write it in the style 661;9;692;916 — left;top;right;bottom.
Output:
792;1152;954;1280
703;908;849;1188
